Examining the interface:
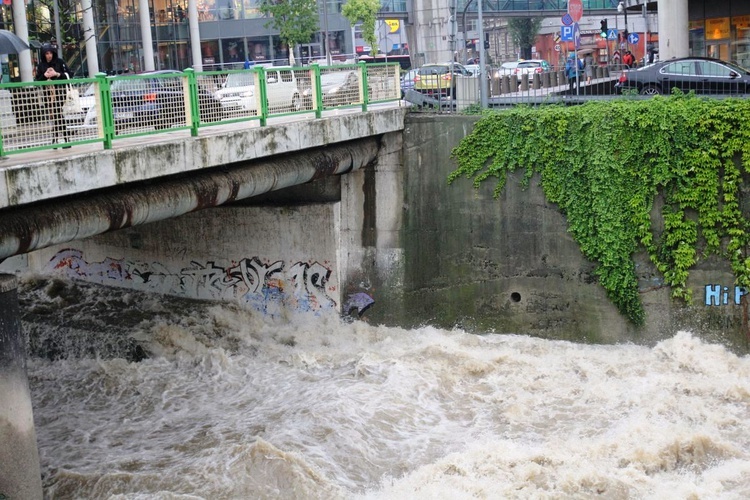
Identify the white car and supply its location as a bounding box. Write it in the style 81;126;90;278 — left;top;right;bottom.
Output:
215;72;256;113
513;59;552;77
238;68;301;114
495;61;519;76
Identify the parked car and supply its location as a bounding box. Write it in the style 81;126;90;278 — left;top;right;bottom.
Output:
464;64;481;77
514;59;552;77
414;63;471;97
400;68;419;97
615;57;750;95
496;61;519;76
215;71;256;113
237;67;301;114
79;71;221;130
302;70;363;108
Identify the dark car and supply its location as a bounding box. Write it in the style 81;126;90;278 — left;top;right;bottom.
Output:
302;71;366;109
109;70;221;130
615;57;750;96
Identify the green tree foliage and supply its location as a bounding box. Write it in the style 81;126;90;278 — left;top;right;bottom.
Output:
507;18;542;60
260;0;319;64
342;0;381;55
449;93;750;325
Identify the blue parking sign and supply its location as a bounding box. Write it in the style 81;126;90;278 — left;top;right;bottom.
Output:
561;25;574;41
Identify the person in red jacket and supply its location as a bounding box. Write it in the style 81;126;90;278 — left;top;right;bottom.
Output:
622;50;635;69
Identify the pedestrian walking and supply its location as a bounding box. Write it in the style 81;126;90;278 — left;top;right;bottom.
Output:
35;43;71;149
585;53;594;85
565;54;582;94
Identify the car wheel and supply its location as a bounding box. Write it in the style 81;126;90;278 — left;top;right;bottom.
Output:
640;85;661;96
291;93;301;112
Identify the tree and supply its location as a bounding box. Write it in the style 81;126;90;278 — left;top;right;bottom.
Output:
508;18;542;60
260;0;319;65
341;0;381;56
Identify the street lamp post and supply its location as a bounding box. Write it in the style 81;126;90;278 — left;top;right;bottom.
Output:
618;1;628;52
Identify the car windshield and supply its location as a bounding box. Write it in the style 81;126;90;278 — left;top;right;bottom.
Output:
321;72;350;85
517;62;540;68
110;79;149;92
723;60;750;74
224;73;255;88
419;66;449;76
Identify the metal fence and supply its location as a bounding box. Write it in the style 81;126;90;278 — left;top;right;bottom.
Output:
0;62;402;157
405;61;750;112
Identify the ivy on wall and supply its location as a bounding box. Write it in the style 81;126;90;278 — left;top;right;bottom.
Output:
448;94;750;325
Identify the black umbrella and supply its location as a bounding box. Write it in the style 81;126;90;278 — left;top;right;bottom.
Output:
0;29;29;54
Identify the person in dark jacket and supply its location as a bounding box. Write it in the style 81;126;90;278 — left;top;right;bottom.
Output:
35;43;71;148
565;54;583;94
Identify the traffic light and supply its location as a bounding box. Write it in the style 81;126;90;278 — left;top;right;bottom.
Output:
484;33;490;50
600;20;608;38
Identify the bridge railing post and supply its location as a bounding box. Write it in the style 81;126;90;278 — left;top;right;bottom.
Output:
313;64;323;119
96;73;114;149
257;66;268;127
359;61;369;112
183;68;199;137
0;107;5;158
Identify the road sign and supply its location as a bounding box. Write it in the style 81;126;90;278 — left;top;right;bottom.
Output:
574;23;581;49
607;29;618;41
561;13;573;26
554;44;562;52
561;25;574;42
567;0;583;23
627;32;640;44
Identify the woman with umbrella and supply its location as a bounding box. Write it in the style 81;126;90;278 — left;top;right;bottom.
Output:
35;43;71;148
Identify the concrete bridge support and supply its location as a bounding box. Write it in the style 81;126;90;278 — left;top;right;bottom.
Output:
17;133;405;322
0;274;43;500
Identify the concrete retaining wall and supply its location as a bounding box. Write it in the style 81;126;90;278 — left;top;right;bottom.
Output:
358;115;747;350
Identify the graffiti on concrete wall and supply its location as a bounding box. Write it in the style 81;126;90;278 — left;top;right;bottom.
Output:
705;285;748;306
47;249;337;316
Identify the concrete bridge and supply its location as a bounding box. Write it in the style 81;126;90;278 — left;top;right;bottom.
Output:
0;104;409;497
2;101;747;497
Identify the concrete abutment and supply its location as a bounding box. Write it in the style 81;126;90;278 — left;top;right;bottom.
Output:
0;273;43;500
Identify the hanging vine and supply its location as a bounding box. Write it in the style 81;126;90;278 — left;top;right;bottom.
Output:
448;93;750;325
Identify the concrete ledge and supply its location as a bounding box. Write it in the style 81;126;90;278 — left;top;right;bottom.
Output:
0;107;407;210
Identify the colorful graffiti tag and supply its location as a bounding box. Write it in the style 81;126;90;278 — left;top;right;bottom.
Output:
48;249;337;317
705;285;748;306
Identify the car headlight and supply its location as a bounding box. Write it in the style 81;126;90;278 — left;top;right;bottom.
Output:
327;87;340;94
240;90;254;97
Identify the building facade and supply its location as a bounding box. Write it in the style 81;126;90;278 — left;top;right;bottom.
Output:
688;0;750;68
10;0;357;77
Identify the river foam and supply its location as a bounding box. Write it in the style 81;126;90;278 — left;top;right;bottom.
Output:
18;276;750;499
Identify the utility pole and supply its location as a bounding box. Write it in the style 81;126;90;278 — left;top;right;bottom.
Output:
478;0;487;108
618;1;629;52
322;0;331;66
449;0;457;111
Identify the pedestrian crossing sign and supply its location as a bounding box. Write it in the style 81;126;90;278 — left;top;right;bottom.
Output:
607;29;618;40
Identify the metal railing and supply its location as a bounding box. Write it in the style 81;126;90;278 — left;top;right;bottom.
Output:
0;62;402;157
405;62;750;111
